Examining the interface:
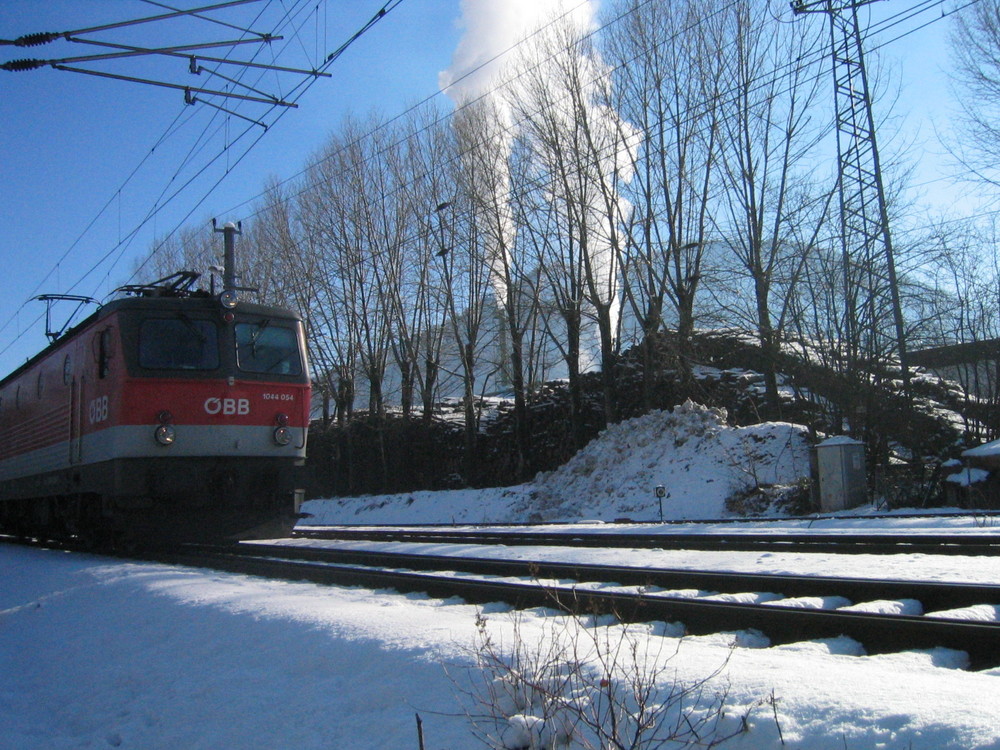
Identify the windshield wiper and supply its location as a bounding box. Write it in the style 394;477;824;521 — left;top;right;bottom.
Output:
249;318;270;356
178;313;207;344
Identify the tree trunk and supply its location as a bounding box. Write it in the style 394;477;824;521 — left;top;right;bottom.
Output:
509;326;531;479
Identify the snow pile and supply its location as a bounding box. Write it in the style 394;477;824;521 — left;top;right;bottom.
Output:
926;604;1000;622
838;599;924;616
527;401;811;521
946;467;990;487
302;400;813;525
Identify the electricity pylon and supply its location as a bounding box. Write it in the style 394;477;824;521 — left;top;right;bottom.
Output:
792;0;910;392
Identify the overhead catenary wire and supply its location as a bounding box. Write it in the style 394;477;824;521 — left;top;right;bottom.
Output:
0;0;301;276
119;0;407;287
95;0;323;286
0;0;292;350
0;0;266;47
0;0;984;363
0;0;402;361
212;0;968;280
140;0;268;38
0;1;319;111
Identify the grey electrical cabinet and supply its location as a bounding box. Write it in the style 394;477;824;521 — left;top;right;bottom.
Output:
816;436;867;512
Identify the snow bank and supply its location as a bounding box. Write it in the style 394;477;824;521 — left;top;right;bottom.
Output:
946;467;990;487
302;401;813;525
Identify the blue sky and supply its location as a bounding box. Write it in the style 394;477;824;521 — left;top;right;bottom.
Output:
0;0;974;375
0;0;463;373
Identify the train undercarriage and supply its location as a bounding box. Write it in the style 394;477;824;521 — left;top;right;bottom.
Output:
0;456;304;548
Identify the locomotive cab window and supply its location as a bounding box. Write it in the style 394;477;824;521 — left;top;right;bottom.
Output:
235;320;302;375
139;317;219;371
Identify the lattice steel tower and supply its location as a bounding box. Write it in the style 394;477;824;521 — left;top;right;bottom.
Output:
792;0;909;389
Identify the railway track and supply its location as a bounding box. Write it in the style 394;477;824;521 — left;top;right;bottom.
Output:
157;541;1000;671
293;526;1000;556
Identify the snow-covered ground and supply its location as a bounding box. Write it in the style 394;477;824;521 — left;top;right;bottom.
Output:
4;534;1000;749
4;404;1000;748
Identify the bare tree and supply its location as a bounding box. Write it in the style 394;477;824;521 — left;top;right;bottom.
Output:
297;170;357;421
298;119;403;486
456;96;542;479
509;14;639;427
441;108;500;482
245;177;358;428
392;105;457;423
950;0;1000;192
605;0;727;406
242;177;302;307
905;217;1000;440
711;0;827;414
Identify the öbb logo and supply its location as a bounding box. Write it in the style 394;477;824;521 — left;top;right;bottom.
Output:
204;397;250;416
88;395;109;425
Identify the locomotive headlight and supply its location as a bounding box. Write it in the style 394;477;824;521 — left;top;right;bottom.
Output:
155;424;176;446
273;426;292;446
219;289;239;309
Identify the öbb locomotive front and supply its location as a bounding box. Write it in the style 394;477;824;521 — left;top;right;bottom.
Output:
0;272;311;546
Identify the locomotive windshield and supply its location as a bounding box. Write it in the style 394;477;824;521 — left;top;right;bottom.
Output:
235;320;302;375
124;304;305;379
139;317;220;370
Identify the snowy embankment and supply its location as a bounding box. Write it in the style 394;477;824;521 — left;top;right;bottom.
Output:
301;401;812;525
3;542;1000;749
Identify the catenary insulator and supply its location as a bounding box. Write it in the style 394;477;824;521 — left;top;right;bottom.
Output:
15;32;61;47
1;58;45;72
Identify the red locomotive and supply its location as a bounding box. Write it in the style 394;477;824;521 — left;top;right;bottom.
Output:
0;229;310;546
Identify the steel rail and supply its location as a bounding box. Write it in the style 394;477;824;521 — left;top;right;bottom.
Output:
293;527;1000;556
238;543;1000;613
300;509;1000;527
163;544;1000;671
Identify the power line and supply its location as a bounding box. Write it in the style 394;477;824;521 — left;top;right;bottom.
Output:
0;0;977;364
230;0;951;266
319;0;983;300
226;0;950;240
0;0;298;350
121;0;407;285
0;0;264;46
0;0;403;362
116;0;968;284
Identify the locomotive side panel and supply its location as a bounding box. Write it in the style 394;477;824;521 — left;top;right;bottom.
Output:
0;313;127;501
75;318;127;469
